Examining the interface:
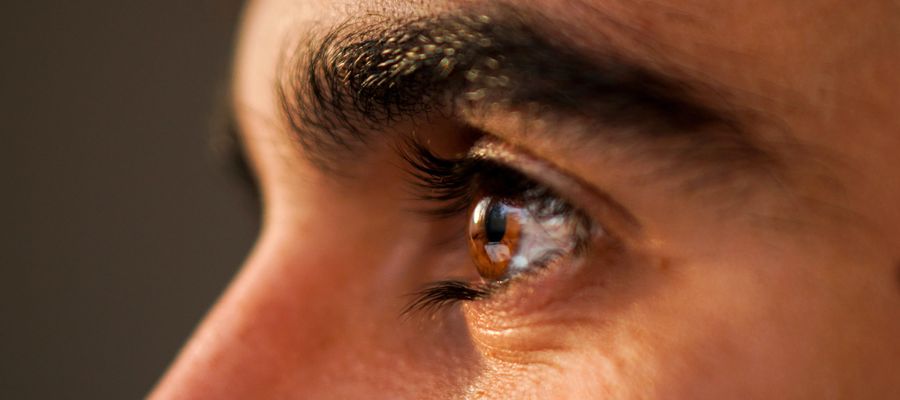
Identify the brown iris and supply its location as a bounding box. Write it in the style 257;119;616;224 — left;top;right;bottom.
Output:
468;193;586;283
468;197;524;281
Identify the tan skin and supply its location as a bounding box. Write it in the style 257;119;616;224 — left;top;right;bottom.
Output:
151;0;900;398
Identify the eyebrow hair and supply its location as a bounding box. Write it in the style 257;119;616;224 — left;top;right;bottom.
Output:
278;5;777;183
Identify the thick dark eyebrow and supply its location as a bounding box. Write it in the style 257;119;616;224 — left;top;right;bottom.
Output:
278;6;777;183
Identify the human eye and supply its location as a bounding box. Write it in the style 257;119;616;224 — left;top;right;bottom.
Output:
400;136;629;315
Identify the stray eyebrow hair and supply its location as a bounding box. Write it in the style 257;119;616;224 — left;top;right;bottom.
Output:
278;5;777;182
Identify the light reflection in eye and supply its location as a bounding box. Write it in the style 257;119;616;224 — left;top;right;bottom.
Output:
468;196;583;283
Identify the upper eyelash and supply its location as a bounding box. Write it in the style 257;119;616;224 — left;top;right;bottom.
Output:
398;139;477;217
398;138;538;217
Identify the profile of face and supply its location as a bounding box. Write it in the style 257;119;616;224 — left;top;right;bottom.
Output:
151;0;900;398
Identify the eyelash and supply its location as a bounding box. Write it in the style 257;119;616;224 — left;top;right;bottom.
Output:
399;139;588;315
400;140;523;216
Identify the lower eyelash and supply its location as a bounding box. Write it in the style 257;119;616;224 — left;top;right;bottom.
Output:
402;280;491;316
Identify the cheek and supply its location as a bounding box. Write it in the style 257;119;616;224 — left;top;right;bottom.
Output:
457;250;848;399
458;253;662;398
635;256;848;399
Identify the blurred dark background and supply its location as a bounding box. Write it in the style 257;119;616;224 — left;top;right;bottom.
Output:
1;1;257;398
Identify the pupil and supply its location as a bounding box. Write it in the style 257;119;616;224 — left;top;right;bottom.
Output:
485;201;507;243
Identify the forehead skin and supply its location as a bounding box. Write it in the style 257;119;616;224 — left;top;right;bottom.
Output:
158;0;900;398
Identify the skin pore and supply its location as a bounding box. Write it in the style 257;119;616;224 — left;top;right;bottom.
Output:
152;0;900;399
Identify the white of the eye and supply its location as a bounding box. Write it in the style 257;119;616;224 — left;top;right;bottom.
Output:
507;209;579;275
510;255;529;269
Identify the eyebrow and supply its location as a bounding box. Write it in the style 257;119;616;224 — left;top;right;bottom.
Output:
277;5;778;184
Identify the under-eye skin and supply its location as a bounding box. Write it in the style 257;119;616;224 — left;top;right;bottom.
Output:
402;138;614;315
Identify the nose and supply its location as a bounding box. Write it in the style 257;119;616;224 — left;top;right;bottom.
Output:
149;228;345;398
149;221;471;399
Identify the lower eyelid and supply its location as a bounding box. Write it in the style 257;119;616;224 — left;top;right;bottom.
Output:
463;214;631;317
463;260;586;321
463;245;582;305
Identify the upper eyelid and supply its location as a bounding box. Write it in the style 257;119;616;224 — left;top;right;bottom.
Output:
399;134;642;248
468;138;643;244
